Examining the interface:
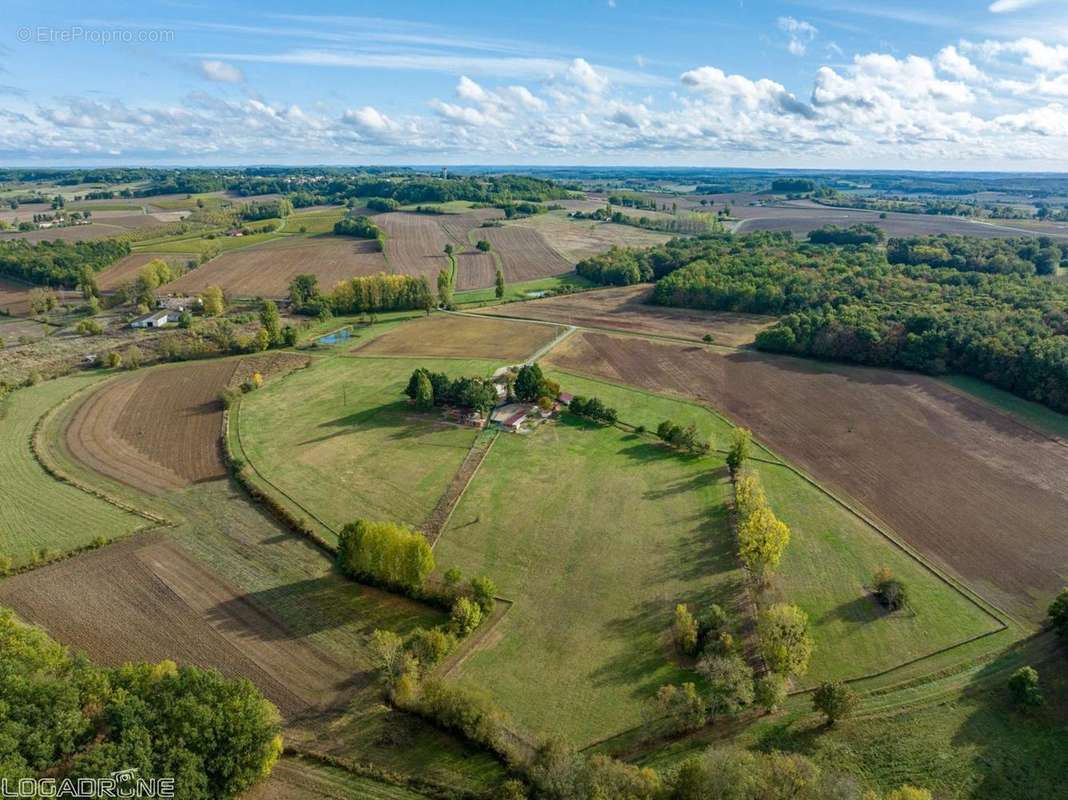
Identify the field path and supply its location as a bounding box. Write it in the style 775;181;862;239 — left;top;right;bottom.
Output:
421;429;499;545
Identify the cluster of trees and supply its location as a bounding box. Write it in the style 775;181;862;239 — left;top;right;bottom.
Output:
336;519;435;593
322;273;434;315
333;215;386;250
239;197;292;221
772;178;816;193
0;238;130;286
0;609;281;799
808;224;885;246
568;395;618;424
571;207;722;235
734;471;792;582
513;363;560;407
656;419;711;454
365;197;400;211
405;367;498;413
887;235;1063;276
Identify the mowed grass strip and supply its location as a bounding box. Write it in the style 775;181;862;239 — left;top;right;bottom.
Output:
238;357;500;534
0;374;145;565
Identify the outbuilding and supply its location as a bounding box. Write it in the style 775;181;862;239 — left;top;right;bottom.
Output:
129;310;176;329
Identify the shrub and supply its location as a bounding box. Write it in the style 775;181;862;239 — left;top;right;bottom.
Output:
754;672;788;713
105;351;122;369
1008;666;1043;707
469;575;496;614
407;627;456;668
450;596;483;637
757;603;813;678
812;680;859;725
873;566;909;611
698;654;754;717
1049;588;1068;641
673;604;699;656
650;682;706;733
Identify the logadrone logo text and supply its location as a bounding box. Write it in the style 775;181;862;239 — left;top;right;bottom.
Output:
0;768;175;798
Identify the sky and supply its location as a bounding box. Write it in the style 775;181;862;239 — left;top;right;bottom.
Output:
3;0;1068;169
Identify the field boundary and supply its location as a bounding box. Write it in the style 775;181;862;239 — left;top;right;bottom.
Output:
422;429;500;546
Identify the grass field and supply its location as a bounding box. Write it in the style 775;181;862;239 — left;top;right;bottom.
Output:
354;313;562;361
433;370;1002;744
433;412;739;745
941;374;1068;440
237;356;498;536
248;757;434;799
0;374;146;565
454;274;596;306
510;211;675;262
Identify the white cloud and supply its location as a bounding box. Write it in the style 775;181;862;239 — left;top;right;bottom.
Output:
430;99;499;127
777;16;818;57
936;46;986;82
456;75;490;104
199;60;244;83
567;58;609;94
989;0;1047;12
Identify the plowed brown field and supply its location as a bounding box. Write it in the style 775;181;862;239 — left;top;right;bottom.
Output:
0;535;352;719
66;360;236;493
546;332;1068;620
354;314;561;360
478;226;573;282
484;284;774;346
168;236;387;297
378;213;449;282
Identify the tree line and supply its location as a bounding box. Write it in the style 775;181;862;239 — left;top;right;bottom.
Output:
301;273;434;316
333;215;386;250
405;367;498;414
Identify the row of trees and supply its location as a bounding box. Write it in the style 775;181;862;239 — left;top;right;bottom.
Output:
405;367;498;413
323;273;434;315
336;519;434;592
734;471;791;582
0;609;281;799
656;419;711;454
567;395;618;424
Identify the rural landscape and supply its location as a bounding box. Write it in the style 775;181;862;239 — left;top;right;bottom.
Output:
3;2;1068;799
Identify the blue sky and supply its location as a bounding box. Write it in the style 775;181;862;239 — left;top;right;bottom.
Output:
3;0;1068;168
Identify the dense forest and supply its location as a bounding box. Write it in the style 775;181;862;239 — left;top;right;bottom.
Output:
580;231;1068;412
0;610;281;799
0;239;131;286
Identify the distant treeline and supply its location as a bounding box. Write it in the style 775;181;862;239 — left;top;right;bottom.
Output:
0;238;131;287
581;230;1068;412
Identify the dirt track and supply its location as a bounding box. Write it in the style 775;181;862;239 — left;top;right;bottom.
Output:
484;284;774;346
0;535;353;719
546;332;1068;620
66;360;237;493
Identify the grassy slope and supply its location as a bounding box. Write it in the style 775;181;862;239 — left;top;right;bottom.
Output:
0;374;145;564
454;274;595;307
238;356;499;535
434;415;738;745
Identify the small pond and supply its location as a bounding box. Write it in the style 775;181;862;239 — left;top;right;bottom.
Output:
318;327;353;345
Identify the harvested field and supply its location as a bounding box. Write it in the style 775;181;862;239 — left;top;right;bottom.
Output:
167;236;388;297
354;314;561;360
247;758;430;800
97;252;195;292
478;225;573;282
454;249;497;290
0;534;353;720
66;359;237;494
545;332;1068;620
377;213;449;282
511;212;674;262
232;352;311;386
438;209;502;244
0;318;49;346
484;284;774;346
0;222;143;242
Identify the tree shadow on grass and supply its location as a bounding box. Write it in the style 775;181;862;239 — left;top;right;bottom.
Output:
205;573;434;642
298;401;449;445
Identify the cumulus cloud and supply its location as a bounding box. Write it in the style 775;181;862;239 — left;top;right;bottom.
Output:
200;60;244;83
936;46;986;81
567;58;609;94
778;17;818;56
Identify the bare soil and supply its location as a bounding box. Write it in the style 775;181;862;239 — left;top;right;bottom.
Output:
0;534;354;720
485;284;774;346
478;225;573;282
377;213;450;283
66;360;237;494
546;332;1068;620
168;237;388;298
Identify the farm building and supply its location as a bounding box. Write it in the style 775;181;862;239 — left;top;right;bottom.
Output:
158;296;200;312
129;310;178;329
491;403;533;432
